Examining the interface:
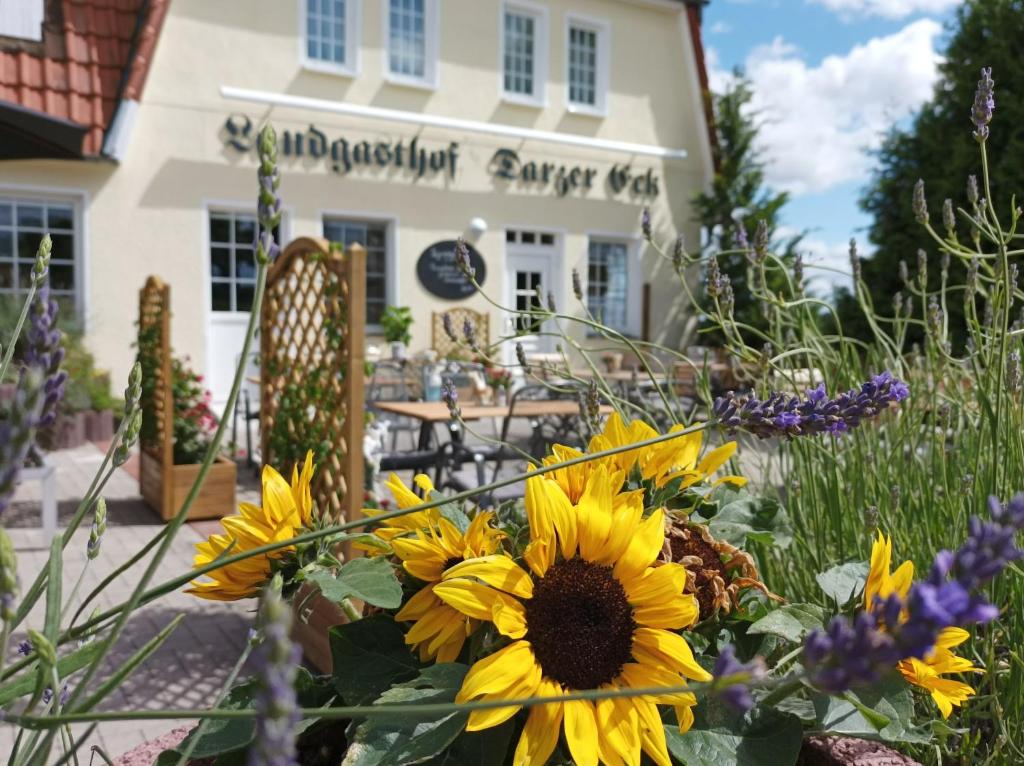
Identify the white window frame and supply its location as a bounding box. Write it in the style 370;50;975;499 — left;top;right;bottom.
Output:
382;0;439;90
0;187;87;328
565;13;610;117
499;0;548;108
584;232;641;337
300;0;362;77
319;210;398;334
0;0;44;41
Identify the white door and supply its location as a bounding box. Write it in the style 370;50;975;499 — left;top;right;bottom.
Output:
505;230;559;357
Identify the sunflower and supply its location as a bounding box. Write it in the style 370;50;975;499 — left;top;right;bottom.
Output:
433;466;710;766
188;452;314;601
357;473;441;552
541;412;745;503
865;532;980;718
391;510;505;662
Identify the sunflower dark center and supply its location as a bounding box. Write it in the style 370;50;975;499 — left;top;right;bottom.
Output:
524;557;636;689
670;531;727;620
442;557;463;571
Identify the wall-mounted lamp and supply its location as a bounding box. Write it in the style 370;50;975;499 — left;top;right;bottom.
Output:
468;217;488;238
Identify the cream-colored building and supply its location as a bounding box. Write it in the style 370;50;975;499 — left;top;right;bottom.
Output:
0;0;714;406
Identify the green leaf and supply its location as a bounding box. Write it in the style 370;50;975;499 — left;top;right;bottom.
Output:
329;615;421;705
811;677;932;744
436;720;516;766
310;557;403;609
436;498;471;533
664;707;803;766
0;640;104;706
342;664;470;766
816;561;869;606
44;535;63;644
709;493;793;550
747;603;827;643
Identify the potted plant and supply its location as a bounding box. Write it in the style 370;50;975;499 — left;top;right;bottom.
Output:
380;305;413;361
484;365;513;405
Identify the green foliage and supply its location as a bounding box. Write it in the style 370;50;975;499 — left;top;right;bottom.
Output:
308;557;403;610
692;73;802;339
836;0;1024;345
169;357;218;465
61;330;119;413
265;365;335;469
664;705;804;766
746;603;828;643
380;305;414;345
815;561;869;607
699;488;793;549
329;615;422;706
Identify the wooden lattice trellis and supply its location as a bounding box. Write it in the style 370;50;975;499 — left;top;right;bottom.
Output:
261;237;366;524
137;277;236;520
432;308;490;358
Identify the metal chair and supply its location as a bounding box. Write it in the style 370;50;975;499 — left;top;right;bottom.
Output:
367;360;419;451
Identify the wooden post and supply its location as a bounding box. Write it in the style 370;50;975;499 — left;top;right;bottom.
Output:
343;242;366;558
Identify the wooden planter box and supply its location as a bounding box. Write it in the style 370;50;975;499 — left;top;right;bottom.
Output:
140;451;237;522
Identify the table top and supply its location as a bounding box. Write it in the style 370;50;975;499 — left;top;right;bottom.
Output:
373;399;613;423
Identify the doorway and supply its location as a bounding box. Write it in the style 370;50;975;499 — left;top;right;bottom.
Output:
504;229;559;357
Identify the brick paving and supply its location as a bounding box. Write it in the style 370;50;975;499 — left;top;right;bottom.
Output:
1;445;261;760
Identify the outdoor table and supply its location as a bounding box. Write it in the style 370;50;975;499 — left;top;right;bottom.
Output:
373;400;613;451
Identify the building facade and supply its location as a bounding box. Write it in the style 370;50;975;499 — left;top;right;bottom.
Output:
0;0;714;406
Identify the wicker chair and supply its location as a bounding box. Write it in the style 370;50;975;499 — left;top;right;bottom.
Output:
432;308;490;358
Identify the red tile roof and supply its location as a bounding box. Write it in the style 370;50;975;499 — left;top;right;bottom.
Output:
0;0;168;158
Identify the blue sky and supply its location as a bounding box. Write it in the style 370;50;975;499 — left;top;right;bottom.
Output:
702;0;961;291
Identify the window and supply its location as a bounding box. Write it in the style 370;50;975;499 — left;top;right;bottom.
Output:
304;0;359;74
566;16;609;115
587;240;629;333
0;1;44;41
209;212;259;313
385;0;437;86
323;218;389;326
0;197;78;315
502;3;547;105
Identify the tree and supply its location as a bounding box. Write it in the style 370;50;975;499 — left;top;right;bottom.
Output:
692;73;801;340
836;0;1024;346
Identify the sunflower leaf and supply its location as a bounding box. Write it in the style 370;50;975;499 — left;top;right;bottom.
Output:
329;615;421;705
747;603;827;643
816;561;869;606
664;706;803;766
708;492;793;550
310;557;403;609
811;678;933;744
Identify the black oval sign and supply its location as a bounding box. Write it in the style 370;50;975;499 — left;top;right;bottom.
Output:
416;240;486;300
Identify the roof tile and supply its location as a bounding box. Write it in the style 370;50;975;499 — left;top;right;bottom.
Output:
1;0;167;157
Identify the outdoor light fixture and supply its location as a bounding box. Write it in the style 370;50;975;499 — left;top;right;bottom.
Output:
468;217;488;237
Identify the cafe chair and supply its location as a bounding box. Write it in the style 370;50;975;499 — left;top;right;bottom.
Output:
367;360;419;451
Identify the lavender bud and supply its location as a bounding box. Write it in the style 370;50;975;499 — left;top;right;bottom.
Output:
941;250;950;276
961;474;974;496
640;207;652;240
916;250;928;288
942;199;956;237
0;369;44;517
890;484;901;512
971;66;995;142
27;629;56;669
17;639;31;656
749;220;768;266
30;234;52;287
983;299;994;330
719;274;735;315
454;238;475;280
966;258;979;296
706;257;722;299
24;286;65;429
442;313;456;343
249;577;301;766
441;378;460;418
126;361;142;410
0;529;17;621
515;342;530;373
255;124;282;264
892;292;904;317
912;179;928;225
967;175;979;206
927;297;943;338
793;254;804;290
572;268;583;301
547;290;556;313
733;221;749;251
864;505;879;534
114;409;143;467
710;645;765;713
849;239;861;282
899;260;909;286
87;498;107;560
673;235;685;274
462;318;477;349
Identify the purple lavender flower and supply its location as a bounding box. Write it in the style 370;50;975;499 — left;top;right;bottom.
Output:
641;207;652;240
24;287;66;429
0;369;44;516
462;317;477;349
912;179;928;225
441;378;460;418
454;238;475;280
249;581;300;766
442;312;456;342
711;645;765;713
804;611;901;693
572;268;583;301
971;67;995;142
16;640;31;656
713;372;909;440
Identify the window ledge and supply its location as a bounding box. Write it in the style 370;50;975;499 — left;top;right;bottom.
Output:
302;59;359;78
501;92;546;109
384;72;438;92
567;103;607;119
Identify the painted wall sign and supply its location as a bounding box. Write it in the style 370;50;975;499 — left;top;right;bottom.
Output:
489;148;660;198
223;114;459;179
416;240;486;300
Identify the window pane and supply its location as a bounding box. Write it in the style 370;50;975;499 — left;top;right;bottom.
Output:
50;233;73;261
236;282;255;312
0;262;12;288
234;216;256;245
504;11;536;96
210;216;232;243
211;282;231;311
389;0;426;77
308;0;346;64
50;264;74;290
47;205;74;230
0;231;12;259
236;249;256;280
0;203;11;226
587;240;628;332
16;204;44;228
325;218;389;325
569;24;598;106
210;247;231;278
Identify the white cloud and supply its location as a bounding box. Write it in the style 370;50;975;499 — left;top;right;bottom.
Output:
809;0;962;21
711;19;943;196
709;21;732;34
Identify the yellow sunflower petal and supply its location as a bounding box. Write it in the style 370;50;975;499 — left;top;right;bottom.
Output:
935;626;970;650
512;680;564;766
597;695;641;766
443;555;534;598
563;699;600;766
613;509;667;582
633;594;700;630
577;466;617;562
632;628;712;682
624;562;689;608
457;641;536;702
636;698;672;766
696;441;737;478
395;585;439;621
674;702;695;734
